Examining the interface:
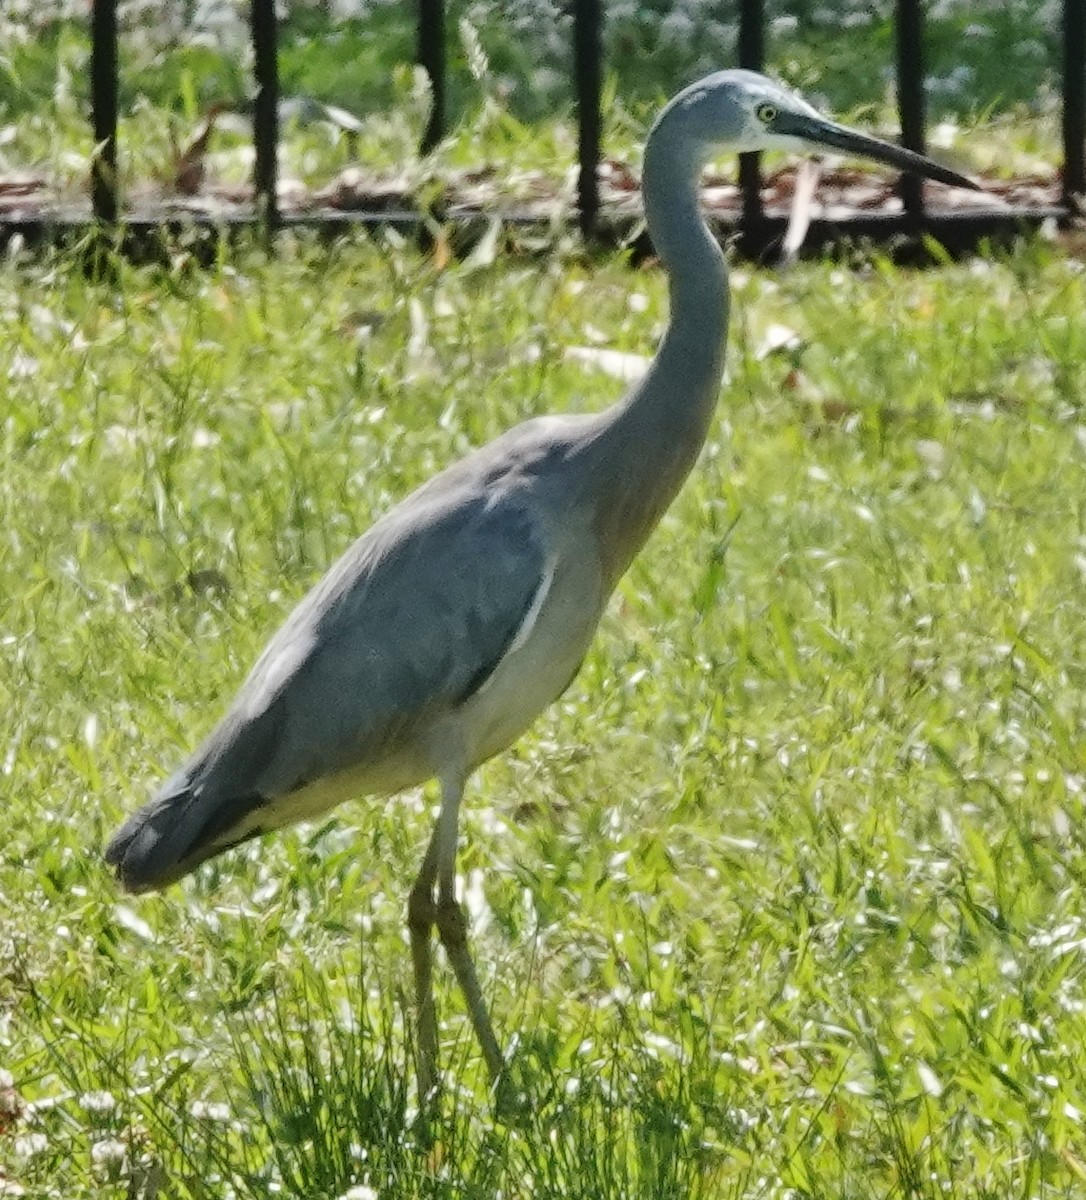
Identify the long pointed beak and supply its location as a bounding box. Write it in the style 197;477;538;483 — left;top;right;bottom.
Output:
780;112;981;191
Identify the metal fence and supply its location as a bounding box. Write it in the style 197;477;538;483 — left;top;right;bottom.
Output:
34;0;1086;257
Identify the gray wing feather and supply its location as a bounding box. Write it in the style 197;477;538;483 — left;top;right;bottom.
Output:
184;485;546;800
106;417;578;889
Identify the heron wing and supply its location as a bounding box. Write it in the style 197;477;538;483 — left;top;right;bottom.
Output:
106;423;572;890
200;484;548;802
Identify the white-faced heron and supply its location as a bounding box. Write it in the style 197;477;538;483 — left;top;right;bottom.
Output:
106;70;977;1105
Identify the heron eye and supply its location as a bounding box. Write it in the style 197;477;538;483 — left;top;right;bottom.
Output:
755;102;778;124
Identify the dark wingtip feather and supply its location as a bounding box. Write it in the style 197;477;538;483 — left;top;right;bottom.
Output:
105;801;190;893
105;779;271;893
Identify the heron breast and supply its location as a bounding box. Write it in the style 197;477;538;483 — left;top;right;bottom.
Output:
455;550;604;769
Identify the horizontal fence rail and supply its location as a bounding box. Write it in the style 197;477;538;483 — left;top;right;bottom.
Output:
7;0;1086;260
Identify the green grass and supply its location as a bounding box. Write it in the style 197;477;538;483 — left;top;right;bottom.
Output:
3;229;1086;1198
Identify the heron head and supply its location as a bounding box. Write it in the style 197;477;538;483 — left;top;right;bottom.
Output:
673;69;979;191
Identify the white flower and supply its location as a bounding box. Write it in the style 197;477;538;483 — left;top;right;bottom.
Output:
337;1187;379;1200
14;1133;48;1159
658;11;694;44
91;1139;127;1168
190;1100;232;1122
80;1090;117;1116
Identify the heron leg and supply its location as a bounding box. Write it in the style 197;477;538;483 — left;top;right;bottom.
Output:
435;897;505;1082
432;773;506;1085
407;824;442;1109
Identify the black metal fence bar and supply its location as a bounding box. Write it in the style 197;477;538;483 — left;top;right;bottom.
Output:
896;0;926;219
738;0;765;224
90;0;119;225
24;1;1084;258
1064;0;1086;202
419;0;446;153
251;0;280;235
574;0;603;239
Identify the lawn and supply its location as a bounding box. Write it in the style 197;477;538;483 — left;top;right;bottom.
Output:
3;225;1086;1198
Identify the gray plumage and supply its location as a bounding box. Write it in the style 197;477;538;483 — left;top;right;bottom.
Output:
106;70;977;1105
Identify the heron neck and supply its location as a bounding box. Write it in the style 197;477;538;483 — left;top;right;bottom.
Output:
643;120;729;335
635;124;729;433
587;116;729;585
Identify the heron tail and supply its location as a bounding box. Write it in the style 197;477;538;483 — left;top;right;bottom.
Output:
105;777;269;893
